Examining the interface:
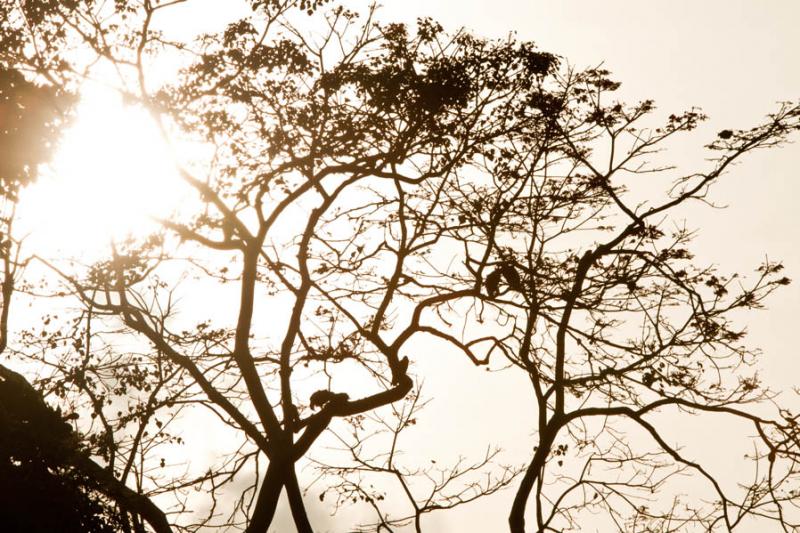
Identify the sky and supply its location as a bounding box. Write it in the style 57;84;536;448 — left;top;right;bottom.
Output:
12;1;800;531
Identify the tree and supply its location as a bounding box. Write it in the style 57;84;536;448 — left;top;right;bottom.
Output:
304;65;800;531
1;1;798;532
0;363;169;533
311;385;523;532
418;74;800;531
4;1;560;530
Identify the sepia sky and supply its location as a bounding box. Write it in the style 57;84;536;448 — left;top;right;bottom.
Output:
14;1;800;531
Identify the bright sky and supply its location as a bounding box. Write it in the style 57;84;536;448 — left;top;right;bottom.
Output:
12;1;800;531
17;84;188;259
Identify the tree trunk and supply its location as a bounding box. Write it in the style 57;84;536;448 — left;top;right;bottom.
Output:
246;461;285;533
508;428;558;533
284;465;313;533
75;455;173;533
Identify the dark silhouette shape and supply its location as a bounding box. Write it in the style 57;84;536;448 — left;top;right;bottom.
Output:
485;262;524;298
0;366;120;532
0;365;171;532
500;262;524;293
485;269;503;298
309;390;349;410
392;355;410;385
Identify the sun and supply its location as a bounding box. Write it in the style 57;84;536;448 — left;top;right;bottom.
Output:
17;84;189;260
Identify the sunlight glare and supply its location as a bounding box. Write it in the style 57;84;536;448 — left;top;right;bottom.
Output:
18;84;188;260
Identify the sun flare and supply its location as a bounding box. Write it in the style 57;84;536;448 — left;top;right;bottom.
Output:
18;84;188;259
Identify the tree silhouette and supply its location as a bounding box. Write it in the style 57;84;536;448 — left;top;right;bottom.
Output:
422;75;800;531
1;1;799;532
0;66;172;532
311;386;523;532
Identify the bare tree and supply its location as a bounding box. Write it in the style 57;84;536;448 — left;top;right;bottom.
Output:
418;66;800;531
310;386;523;532
1;2;567;530
2;1;799;532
